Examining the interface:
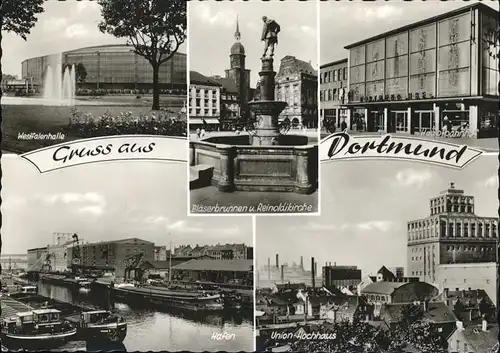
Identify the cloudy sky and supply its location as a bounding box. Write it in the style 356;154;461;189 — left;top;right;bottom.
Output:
257;155;498;277
189;0;317;87
1;157;252;254
2;1;187;77
320;0;498;64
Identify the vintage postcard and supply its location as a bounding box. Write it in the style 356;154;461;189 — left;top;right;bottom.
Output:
188;1;320;215
2;0;187;155
1;156;254;352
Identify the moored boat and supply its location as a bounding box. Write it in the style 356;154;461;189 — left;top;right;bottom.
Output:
0;309;77;350
113;285;224;312
66;310;127;343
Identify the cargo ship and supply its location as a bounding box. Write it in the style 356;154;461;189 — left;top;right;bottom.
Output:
112;284;224;312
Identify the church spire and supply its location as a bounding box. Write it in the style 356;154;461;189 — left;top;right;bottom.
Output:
235;15;241;42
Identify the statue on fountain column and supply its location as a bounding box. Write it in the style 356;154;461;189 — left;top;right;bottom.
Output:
261;16;280;59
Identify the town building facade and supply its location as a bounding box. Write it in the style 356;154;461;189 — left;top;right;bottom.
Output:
407;183;497;283
319;59;348;131
275;55;318;129
435;262;496;305
343;3;498;138
188;71;221;131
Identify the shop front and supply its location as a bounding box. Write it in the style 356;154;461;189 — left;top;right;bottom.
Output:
346;97;498;139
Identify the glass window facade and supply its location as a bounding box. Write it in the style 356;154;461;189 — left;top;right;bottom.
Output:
22;45;186;89
345;11;495;101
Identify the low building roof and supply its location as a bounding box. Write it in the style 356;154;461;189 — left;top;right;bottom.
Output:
210;77;238;94
462;323;499;353
381;302;457;324
362;281;404;295
140;258;194;269
320;58;348;69
190;71;221;87
171;259;253;272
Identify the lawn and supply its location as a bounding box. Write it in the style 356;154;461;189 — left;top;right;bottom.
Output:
2;95;185;153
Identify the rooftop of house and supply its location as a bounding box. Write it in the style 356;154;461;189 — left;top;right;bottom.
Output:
210;76;238;94
277;55;317;77
189;71;221;87
361;281;405;295
381;302;457;324
460;323;499;353
377;266;396;280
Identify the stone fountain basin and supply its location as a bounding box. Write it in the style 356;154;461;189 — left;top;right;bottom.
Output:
189;133;318;194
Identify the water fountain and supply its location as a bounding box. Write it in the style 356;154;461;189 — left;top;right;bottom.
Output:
189;22;318;194
42;54;75;106
3;54;76;106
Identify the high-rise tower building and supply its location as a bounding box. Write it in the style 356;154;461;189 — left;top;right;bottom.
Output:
407;182;497;283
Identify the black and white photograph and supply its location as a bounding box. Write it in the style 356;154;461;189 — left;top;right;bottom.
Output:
255;155;498;353
1;0;187;155
0;157;254;352
320;1;499;152
188;1;319;215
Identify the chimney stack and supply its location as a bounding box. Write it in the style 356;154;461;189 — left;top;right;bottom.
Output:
281;265;285;284
276;254;279;269
482;319;488;332
300;256;303;270
329;262;332;266
267;258;271;279
311;257;315;288
314;261;317;278
334;262;336;266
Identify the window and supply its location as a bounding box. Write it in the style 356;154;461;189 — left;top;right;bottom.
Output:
343;67;347;80
333;70;337;81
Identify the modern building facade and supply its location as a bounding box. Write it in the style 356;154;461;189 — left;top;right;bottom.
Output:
435;262;496;305
188;71;221;130
343;3;498;138
66;238;155;277
407;182;497;283
322;264;362;287
22;44;187;91
275;55;318;128
320;59;348;130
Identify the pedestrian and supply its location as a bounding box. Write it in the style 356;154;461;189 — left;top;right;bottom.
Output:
341;119;347;132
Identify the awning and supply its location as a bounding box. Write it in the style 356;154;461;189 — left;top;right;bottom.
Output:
189;118;220;125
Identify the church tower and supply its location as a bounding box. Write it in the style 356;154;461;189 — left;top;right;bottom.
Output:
225;16;251;121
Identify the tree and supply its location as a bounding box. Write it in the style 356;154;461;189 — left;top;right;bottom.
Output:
75;63;88;84
1;0;45;40
98;0;186;110
62;63;88;85
391;304;448;353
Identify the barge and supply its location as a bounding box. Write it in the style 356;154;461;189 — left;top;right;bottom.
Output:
7;293;127;343
112;284;224;312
